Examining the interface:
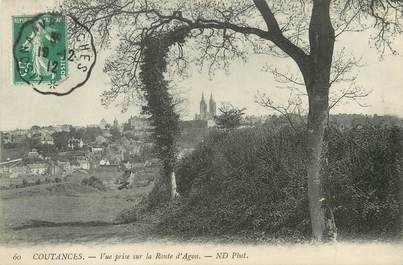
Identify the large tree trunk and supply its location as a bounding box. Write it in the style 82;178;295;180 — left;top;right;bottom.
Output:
401;168;403;240
400;136;403;240
0;132;2;162
304;0;335;241
306;89;329;241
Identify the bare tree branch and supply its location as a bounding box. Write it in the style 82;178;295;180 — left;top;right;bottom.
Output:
263;65;306;86
329;83;371;110
255;90;305;132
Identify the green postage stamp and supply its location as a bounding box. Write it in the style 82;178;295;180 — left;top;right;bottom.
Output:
12;13;96;95
13;15;68;85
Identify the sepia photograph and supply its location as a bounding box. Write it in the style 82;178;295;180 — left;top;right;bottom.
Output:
0;0;402;264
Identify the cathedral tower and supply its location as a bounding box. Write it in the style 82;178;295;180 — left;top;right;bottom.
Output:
199;92;207;120
209;93;216;118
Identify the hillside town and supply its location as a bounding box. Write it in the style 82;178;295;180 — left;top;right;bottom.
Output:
0;116;159;189
0;93;221;189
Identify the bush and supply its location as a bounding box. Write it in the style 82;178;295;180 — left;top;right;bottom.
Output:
81;176;106;191
22;179;28;187
114;208;138;224
158;126;310;240
156;124;401;241
324;125;402;239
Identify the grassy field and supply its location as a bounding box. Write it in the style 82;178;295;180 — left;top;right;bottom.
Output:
0;166;157;245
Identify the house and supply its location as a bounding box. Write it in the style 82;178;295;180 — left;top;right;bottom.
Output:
57;160;72;174
0;162;30;188
70;151;86;160
12;129;29;137
40;133;54;145
68;137;84;149
91;146;103;153
30;132;42;142
126;116;153;136
64;151;89;170
0;158;23;175
27;149;40;159
2;132;14;144
99;159;110;166
26;162;49;175
78;159;90;170
13;134;27;144
57;160;71;169
9;164;30;178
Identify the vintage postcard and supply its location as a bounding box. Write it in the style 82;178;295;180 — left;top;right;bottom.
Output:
0;0;402;264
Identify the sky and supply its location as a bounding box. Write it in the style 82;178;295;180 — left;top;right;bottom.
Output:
0;0;402;131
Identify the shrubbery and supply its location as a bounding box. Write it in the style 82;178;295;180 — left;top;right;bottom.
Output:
324;125;402;239
155;123;401;241
81;176;106;191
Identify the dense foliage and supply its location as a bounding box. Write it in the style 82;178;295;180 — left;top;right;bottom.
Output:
214;105;246;130
324;125;402;239
157;123;402;241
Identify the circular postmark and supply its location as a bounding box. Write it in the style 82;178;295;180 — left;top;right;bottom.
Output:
13;12;97;96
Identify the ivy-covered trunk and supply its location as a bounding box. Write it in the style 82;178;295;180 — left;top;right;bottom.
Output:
139;29;189;203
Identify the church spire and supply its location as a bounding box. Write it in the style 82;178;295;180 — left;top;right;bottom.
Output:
199;92;207;120
209;92;216;117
